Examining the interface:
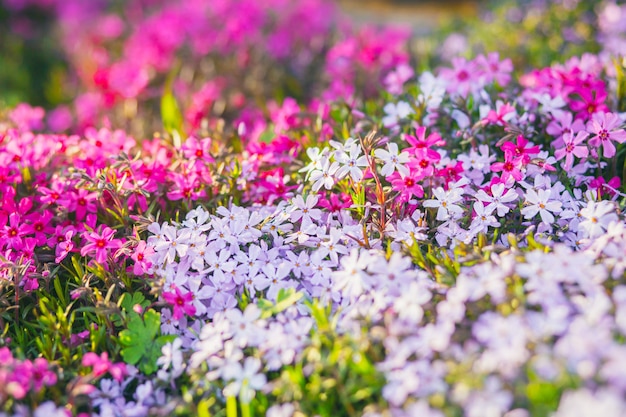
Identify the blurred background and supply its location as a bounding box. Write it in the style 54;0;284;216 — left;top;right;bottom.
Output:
0;0;619;126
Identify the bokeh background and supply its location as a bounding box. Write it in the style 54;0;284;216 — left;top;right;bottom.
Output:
0;0;621;124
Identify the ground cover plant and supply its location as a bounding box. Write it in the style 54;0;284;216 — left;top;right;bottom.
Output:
1;0;626;416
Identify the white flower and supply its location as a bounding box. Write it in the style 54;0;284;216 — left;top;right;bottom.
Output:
578;200;618;239
418;71;446;110
382;101;414;127
470;201;500;234
157;338;184;379
309;158;339;191
299;146;328;173
423;186;465;221
335;143;369;182
374;142;410;177
521;188;562;225
222;357;267;403
475;183;518;217
289;195;322;226
553;388;626;417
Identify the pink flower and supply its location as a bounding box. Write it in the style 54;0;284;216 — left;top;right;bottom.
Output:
130;241;154;275
390;170;425;202
82;352;127;381
586;112;626;158
569;87;608;120
491;155;524;184
181;136;215;162
318;193;352;213
384;63;414;95
476;52;513;86
439;57;481;98
501;135;540;164
80;226;123;264
162;285;196;320
483;102;516;126
2;213;29;250
55;230;75;263
554;131;589;170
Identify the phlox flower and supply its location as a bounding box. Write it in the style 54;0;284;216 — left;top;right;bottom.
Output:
578;200;618;239
475;183;518;217
181;136;214;162
389;170;425;202
439;56;481;98
521;189;562;225
490;154;524;184
130;241;154;275
382;101;413;128
309;159;338;191
156;338;184;379
547;110;585;147
501;135;540;164
374;142;410;177
82;352;126;381
383;63;414;95
470;202;500;234
476;52;513;86
2;213;29;250
554;131;589;170
334;143;368;182
289;195;322;226
222;357;267;403
162;285;196;320
569;87;609;120
417;71;446;110
481;101;516;126
55;229;75;263
423;186;465;221
586;112;626;158
80;226;123;264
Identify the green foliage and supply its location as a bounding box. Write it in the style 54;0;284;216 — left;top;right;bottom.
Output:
118;309;174;374
256;288;303;319
271;299;387;417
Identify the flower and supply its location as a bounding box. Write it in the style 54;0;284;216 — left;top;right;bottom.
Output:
578;200;618;239
309;159;339;191
423;186;465;221
374;142;410;177
222;357;267;403
475;183;518;217
586;112;626;158
521;189;562;225
554;131;589;170
162;285;197;320
382;101;414;128
80;226;123;264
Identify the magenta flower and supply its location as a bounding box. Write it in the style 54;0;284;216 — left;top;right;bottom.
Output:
130;241;154;275
82;352;127;381
162;285;196;320
586;112;626;158
80;226;123;264
569;87;608;120
2;213;29;250
554;131;589;170
500;135;540;164
55;230;75;263
490;155;524;184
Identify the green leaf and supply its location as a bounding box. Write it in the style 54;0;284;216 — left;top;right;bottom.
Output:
161;66;185;146
118;309;163;373
258;129;275;144
260;288;303;319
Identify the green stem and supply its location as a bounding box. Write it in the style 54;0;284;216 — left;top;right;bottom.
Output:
226;396;237;417
241;401;252;417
